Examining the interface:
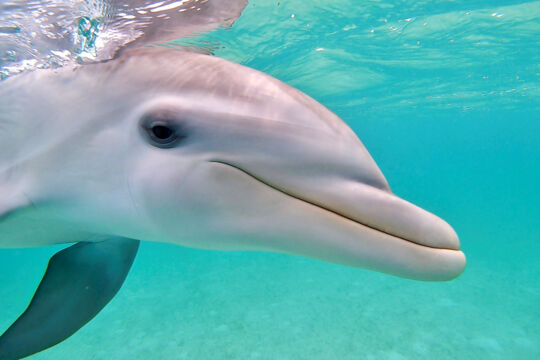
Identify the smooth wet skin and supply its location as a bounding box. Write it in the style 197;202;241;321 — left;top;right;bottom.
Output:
0;47;465;359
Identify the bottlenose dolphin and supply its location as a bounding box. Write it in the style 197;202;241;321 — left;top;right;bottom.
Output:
0;46;465;359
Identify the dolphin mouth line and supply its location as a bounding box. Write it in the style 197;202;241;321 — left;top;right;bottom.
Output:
208;160;457;251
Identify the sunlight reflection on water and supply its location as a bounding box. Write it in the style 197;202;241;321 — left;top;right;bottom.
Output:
0;0;246;79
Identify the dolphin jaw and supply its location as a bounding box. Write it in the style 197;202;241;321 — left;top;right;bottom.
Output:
204;160;465;281
208;160;461;251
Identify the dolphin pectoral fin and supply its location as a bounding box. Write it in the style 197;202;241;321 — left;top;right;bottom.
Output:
0;238;139;360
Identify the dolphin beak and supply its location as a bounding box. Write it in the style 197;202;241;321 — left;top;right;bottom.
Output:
297;180;461;251
292;180;466;281
206;160;466;281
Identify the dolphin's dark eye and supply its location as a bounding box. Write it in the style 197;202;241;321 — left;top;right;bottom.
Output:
150;124;175;142
140;111;187;148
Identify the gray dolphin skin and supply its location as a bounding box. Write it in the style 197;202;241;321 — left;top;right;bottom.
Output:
0;46;465;359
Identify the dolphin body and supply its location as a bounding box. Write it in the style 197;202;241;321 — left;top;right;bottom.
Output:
0;47;466;359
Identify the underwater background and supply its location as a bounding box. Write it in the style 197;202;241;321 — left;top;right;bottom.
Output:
1;0;539;359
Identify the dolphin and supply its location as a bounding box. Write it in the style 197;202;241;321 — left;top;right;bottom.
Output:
0;46;465;359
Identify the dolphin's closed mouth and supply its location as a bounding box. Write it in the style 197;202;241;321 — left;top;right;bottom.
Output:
208;160;460;252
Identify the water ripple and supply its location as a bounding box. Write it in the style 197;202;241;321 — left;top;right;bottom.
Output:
0;0;247;79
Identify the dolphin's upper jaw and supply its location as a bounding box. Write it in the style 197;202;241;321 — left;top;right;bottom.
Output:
209;160;460;251
331;183;462;251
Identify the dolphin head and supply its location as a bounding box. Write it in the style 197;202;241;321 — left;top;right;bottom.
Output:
5;47;465;280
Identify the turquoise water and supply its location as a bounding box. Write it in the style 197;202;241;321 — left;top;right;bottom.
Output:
1;0;539;359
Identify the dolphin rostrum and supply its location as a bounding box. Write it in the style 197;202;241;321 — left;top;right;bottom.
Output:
0;46;466;359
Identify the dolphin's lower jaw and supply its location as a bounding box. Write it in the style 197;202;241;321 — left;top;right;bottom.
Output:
207;161;466;281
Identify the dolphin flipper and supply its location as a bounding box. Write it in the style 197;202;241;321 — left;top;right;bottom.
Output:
0;238;139;360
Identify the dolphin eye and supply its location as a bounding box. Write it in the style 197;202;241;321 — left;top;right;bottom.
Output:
150;124;175;142
140;111;187;148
